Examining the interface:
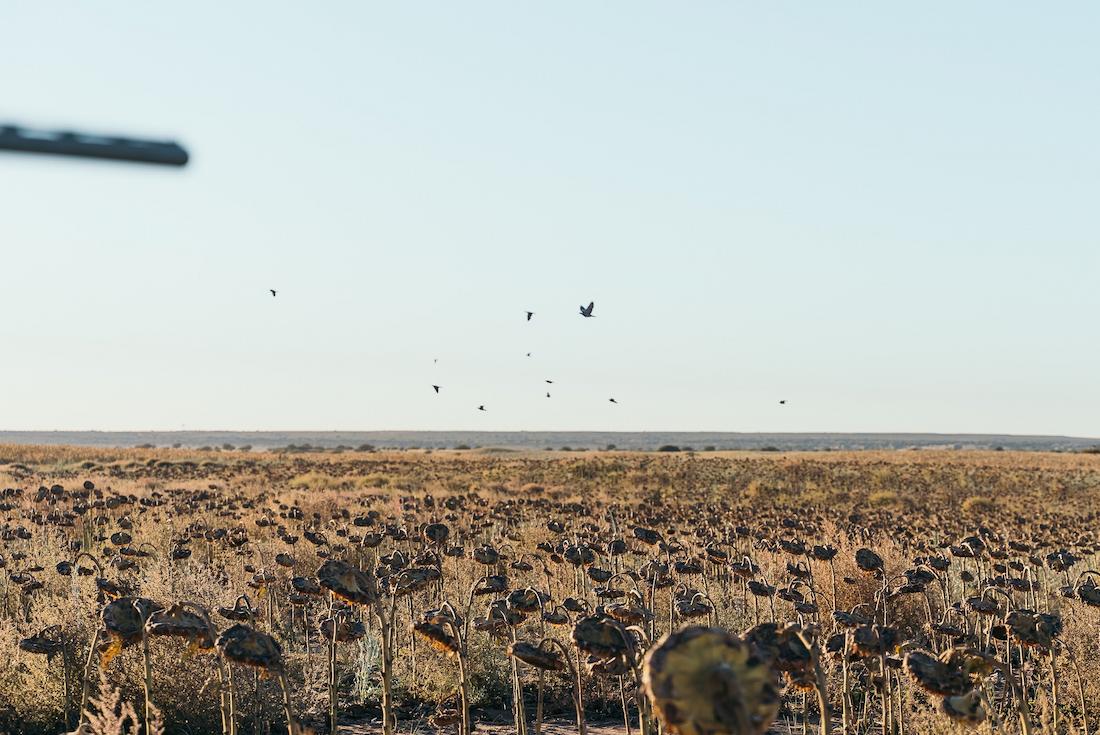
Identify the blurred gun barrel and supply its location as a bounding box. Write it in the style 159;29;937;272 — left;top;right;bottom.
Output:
0;124;189;166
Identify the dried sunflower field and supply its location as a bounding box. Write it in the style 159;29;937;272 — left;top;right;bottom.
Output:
2;445;1100;735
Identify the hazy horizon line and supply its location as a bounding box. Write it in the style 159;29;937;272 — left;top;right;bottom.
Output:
1;428;1097;440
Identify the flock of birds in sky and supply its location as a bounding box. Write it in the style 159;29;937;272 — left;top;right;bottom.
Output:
457;301;613;412
268;291;787;411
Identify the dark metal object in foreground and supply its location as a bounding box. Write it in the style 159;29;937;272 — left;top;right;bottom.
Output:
0;124;189;166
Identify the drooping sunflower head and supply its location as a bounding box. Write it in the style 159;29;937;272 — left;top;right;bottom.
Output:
317;559;378;606
903;650;972;696
145;603;214;649
643;626;781;735
413;622;460;655
508;640;566;671
215;624;283;671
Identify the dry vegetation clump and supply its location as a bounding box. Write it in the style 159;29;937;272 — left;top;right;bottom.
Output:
1;446;1099;734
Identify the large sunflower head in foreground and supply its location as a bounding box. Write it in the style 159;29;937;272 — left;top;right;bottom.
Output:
643;626;780;735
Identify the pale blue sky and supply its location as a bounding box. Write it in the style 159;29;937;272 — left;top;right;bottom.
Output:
2;3;1097;436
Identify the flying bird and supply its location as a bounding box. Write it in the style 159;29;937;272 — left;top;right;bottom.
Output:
579;301;595;318
609;398;618;404
546;392;551;398
478;405;486;412
526;352;532;357
526;311;534;321
779;400;787;405
545;379;553;384
432;385;440;394
269;289;277;297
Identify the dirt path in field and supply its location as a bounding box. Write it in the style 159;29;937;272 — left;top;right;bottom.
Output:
338;719;816;735
337;713;823;735
340;719;629;735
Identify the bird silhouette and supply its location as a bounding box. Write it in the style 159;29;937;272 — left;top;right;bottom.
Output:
526;352;531;357
779;400;787;405
478;405;486;412
269;289;277;297
579;301;595;318
546;392;551;398
432;385;440;394
526;311;534;321
545;379;553;384
609;398;618;404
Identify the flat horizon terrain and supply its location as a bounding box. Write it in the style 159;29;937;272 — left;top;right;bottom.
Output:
1;429;1097;452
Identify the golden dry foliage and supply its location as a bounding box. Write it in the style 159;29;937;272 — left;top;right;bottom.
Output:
82;672;164;735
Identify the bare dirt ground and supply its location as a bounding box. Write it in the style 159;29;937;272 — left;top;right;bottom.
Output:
339;718;822;735
340;720;627;735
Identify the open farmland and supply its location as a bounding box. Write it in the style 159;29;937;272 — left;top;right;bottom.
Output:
2;445;1100;735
